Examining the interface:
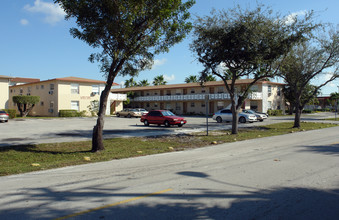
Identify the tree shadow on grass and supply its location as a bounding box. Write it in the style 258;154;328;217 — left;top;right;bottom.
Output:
0;144;91;154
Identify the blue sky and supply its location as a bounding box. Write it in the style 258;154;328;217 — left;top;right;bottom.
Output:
1;0;338;95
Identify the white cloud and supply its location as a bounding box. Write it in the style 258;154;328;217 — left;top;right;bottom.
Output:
20;19;29;26
153;58;167;69
284;10;307;25
164;74;175;82
24;0;66;25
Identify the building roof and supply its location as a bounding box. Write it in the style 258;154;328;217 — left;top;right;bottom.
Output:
9;76;119;88
111;79;285;92
11;77;40;83
0;75;13;79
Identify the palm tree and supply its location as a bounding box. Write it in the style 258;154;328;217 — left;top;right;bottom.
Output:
184;75;198;83
124;78;137;88
205;74;216;81
153;75;167;85
138;79;150;87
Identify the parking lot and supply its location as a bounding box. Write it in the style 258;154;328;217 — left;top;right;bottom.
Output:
0;112;336;146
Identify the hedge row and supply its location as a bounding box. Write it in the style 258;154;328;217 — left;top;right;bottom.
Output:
1;109;16;119
267;109;283;116
59;110;87;117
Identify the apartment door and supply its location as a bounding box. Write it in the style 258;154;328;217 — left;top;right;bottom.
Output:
209;87;214;94
183;89;187;95
160;90;164;96
183;102;187;114
160;102;164;109
209;101;214;114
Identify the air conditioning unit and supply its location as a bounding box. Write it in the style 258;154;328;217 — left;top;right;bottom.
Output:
49;91;54;95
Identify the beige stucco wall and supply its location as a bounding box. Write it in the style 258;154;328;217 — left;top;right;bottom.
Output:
267;85;284;111
0;79;10;109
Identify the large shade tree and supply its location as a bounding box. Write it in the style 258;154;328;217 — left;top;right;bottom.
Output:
191;5;316;134
55;0;195;152
277;30;339;128
12;96;40;117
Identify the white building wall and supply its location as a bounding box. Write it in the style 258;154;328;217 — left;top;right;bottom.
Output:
262;84;268;113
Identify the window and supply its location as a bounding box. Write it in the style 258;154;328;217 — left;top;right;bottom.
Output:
41;101;44;106
50;84;54;90
190;89;195;94
251;85;258;92
268;85;272;95
201;88;206;93
176;89;181;95
146;103;150;107
10;89;12;93
50;101;54;108
28;87;31;93
146;92;150;96
191;102;195;107
166;90;171;95
277;87;281;96
71;101;80;111
36;85;39;90
20;88;23;94
201;102;206;108
92;85;99;95
41;85;44;89
175;103;181;110
71;84;79;94
217;101;224;110
154;92;158;95
217;87;223;93
154;102;158;108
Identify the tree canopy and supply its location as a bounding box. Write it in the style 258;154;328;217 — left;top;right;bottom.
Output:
277;29;339;127
12;96;40;117
55;0;195;152
153;75;167;85
191;4;315;134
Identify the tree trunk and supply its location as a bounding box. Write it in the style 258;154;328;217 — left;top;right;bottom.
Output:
91;68;117;152
91;86;110;152
293;102;301;128
231;103;238;134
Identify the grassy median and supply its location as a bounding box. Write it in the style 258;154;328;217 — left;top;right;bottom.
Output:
0;122;337;176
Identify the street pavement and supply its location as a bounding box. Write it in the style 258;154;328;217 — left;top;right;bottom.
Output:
0;126;338;219
0;112;338;146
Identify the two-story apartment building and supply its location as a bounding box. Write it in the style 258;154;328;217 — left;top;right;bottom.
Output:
111;79;285;115
9;77;127;116
0;75;13;109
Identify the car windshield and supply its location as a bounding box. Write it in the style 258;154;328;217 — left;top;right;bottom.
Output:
138;109;147;112
130;109;137;112
162;111;175;116
246;110;255;114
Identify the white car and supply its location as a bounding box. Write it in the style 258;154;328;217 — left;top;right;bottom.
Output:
212;109;257;123
242;109;267;121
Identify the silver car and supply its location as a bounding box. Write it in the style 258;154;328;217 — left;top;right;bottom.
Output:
116;109;142;118
242;109;267;121
0;111;9;123
212;109;257;123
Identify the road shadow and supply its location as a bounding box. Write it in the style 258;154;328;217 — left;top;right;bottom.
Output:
1;184;338;220
298;143;339;156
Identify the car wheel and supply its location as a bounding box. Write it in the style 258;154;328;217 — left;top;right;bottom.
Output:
259;119;263;122
144;120;149;126
127;114;131;118
178;124;183;127
164;120;170;127
116;113;120;117
239;117;246;123
216;117;222;123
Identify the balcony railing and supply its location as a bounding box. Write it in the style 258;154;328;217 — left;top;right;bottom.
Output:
110;93;127;101
132;92;262;102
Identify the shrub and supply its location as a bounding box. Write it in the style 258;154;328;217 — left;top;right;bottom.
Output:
59;110;88;117
59;110;78;117
302;109;313;113
2;109;16;119
267;109;283;116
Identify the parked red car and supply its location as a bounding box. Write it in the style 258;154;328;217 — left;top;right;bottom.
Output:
140;110;187;127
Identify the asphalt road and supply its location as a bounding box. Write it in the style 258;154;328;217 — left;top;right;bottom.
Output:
0;126;338;219
0;112;337;146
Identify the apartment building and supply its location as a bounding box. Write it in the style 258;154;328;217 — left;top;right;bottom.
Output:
9;77;127;116
111;79;285;115
0;75;13;109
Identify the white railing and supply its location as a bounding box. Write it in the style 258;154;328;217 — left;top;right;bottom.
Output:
109;93;127;101
132;92;262;102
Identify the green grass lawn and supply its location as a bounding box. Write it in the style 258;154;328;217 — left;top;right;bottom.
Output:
0;122;337;176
